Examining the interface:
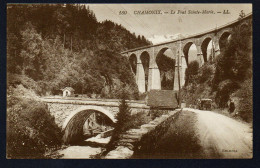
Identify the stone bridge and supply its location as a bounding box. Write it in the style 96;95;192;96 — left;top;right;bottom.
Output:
121;13;252;93
42;97;150;128
41;97;150;143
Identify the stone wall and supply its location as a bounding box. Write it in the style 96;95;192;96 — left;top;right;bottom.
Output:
105;109;181;159
47;103;82;128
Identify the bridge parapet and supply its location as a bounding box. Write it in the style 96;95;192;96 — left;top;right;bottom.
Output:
41;97;149;108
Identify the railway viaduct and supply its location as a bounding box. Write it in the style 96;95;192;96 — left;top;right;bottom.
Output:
121;13;252;93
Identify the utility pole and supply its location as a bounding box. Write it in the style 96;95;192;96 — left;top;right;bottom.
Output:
212;24;218;60
71;36;72;52
177;50;181;108
211;38;214;61
212;24;217;61
63;33;66;49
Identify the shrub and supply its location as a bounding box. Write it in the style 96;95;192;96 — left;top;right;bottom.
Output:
185;61;199;85
212;22;252;90
7;73;43;95
199;65;213;84
126;111;151;129
100;82;139;100
138;92;147;100
234;79;252;122
149;109;168;120
7;92;62;158
215;80;239;108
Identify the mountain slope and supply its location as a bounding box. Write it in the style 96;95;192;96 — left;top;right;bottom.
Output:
7;4;152;99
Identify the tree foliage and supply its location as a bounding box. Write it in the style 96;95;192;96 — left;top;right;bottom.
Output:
7;87;62;158
234;79;252;122
185;60;199;86
213;19;252;107
7;4;151;98
156;54;175;90
106;91;132;151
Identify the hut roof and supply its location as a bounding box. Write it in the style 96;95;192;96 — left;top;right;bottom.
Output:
61;87;75;92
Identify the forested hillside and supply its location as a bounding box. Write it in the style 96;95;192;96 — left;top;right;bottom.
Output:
7;4;151;99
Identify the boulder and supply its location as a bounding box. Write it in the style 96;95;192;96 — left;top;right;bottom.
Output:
105;146;134;159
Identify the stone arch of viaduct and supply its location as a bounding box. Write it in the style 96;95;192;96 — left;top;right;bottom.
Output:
122;13;252;93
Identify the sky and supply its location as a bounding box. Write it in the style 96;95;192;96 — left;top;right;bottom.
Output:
87;4;252;42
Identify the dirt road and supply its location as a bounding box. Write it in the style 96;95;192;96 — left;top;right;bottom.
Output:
183;108;252;159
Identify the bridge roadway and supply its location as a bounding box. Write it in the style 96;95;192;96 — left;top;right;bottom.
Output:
41;96;149;109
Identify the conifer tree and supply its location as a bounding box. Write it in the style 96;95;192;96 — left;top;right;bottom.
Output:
106;89;131;151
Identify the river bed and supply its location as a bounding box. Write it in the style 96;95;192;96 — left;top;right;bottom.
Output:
57;135;111;159
59;146;102;159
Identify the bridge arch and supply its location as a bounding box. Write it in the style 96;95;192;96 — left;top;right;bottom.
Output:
154;46;174;58
129;53;137;74
201;37;213;63
218;30;232;52
62;106;116;144
140;51;150;92
155;47;175;90
183;41;198;65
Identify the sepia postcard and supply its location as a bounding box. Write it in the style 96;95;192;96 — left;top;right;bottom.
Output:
6;3;252;159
